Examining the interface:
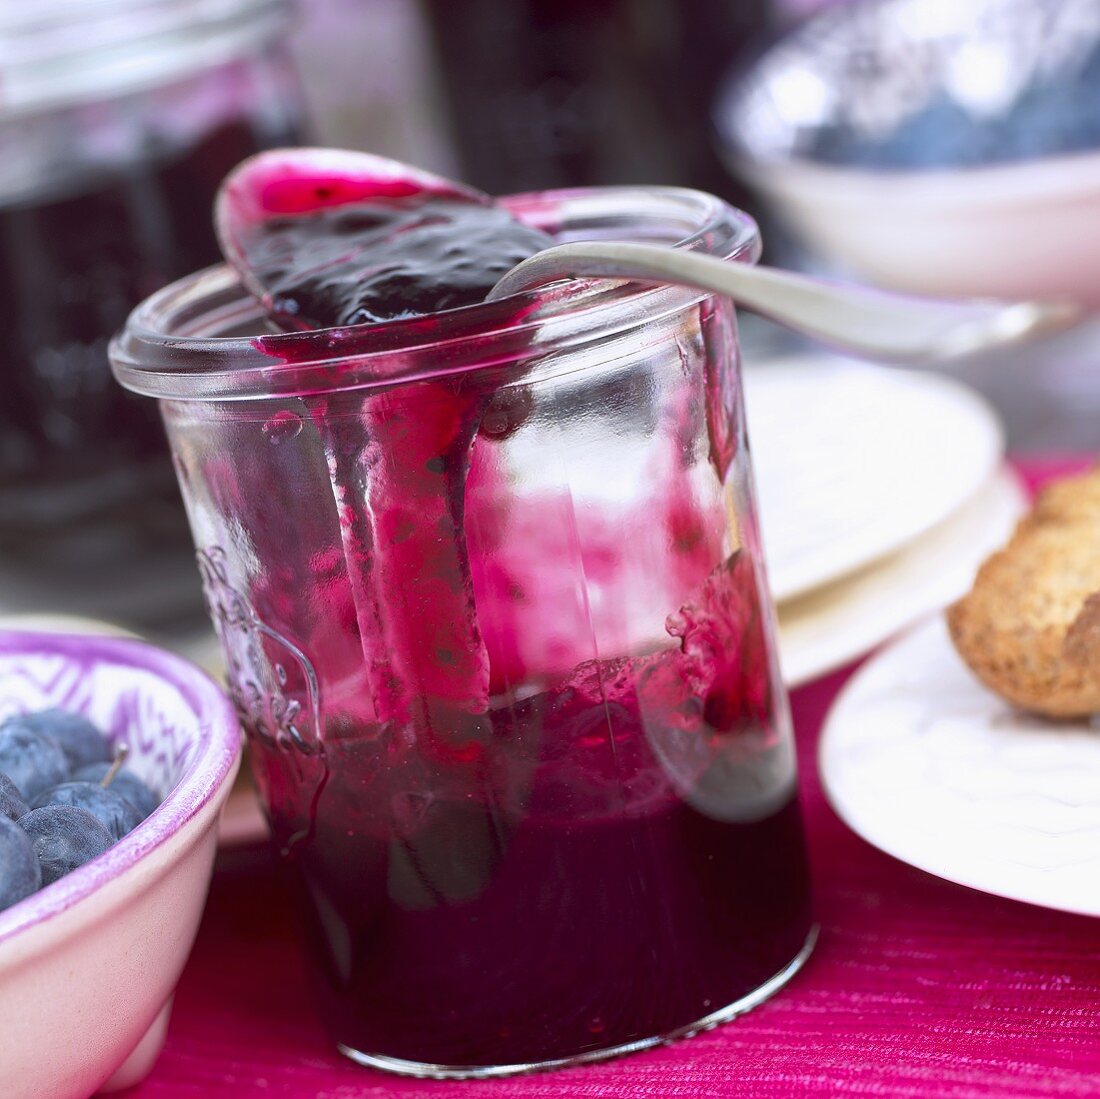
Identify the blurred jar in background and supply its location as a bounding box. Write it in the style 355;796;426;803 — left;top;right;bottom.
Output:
291;0;457;174
421;0;774;201
771;0;853;21
0;0;303;630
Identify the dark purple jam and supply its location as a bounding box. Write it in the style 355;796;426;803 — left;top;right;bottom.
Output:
254;554;812;1068
0;119;296;615
240;197;553;327
300;690;810;1068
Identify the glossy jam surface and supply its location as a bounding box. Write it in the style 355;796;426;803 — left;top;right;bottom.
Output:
238;197;553;327
211;156;811;1068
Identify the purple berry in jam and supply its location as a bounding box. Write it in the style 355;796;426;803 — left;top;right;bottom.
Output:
0;772;29;821
478;386;535;440
19;805;114;886
15;709;111;770
0;815;41;912
0;720;69;800
32;782;142;842
72;764;159;820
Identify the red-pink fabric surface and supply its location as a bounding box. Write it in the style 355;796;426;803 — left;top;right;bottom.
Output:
130;458;1100;1099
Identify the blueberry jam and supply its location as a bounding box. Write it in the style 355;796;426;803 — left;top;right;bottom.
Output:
278;558;811;1069
239;197;554;327
214;154;812;1069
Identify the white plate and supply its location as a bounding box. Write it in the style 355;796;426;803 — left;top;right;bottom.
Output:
820;616;1100;918
744;356;1004;602
777;467;1026;688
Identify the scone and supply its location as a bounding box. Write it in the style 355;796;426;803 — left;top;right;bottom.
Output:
946;466;1100;718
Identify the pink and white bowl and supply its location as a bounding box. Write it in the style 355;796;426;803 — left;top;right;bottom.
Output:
0;629;242;1099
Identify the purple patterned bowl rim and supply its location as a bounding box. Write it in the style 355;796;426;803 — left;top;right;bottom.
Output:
0;629;241;948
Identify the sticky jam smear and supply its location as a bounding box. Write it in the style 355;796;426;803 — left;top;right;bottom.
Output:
218;153;553;731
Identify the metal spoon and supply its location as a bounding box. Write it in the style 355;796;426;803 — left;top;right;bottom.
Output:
488;240;1081;363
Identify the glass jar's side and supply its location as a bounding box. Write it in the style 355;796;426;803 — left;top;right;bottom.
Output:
158;288;811;1070
0;43;305;560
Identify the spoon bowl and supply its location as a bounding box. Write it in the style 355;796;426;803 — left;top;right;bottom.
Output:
215;147;493;315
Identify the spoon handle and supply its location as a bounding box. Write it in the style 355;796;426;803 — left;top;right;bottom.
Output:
488;240;1079;363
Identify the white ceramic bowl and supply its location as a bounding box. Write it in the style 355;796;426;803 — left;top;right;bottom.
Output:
728;152;1100;306
718;0;1100;305
0;630;241;1099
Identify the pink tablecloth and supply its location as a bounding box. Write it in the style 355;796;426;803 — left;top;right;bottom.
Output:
131;460;1100;1099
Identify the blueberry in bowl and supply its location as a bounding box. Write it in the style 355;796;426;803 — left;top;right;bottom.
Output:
28;783;144;845
0;718;69;799
13;708;113;770
0;816;41;910
0;629;241;1098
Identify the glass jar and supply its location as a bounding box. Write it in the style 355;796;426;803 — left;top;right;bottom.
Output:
421;0;774;199
0;0;303;629
111;184;814;1076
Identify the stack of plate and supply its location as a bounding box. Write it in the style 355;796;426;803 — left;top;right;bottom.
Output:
745;354;1027;688
820;616;1100;917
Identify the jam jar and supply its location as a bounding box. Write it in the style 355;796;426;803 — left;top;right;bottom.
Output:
0;0;304;629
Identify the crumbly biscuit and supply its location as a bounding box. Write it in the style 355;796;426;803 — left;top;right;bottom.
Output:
946;467;1100;718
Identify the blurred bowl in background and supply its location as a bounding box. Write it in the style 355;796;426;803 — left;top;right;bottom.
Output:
716;0;1100;305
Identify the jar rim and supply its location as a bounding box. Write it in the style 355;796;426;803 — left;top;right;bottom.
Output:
109;185;761;402
0;0;292;116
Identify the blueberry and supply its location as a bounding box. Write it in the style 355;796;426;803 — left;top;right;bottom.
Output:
0;771;29;821
0;719;69;800
15;708;111;770
72;764;159;820
0;814;41;911
19;805;114;886
32;782;142;841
